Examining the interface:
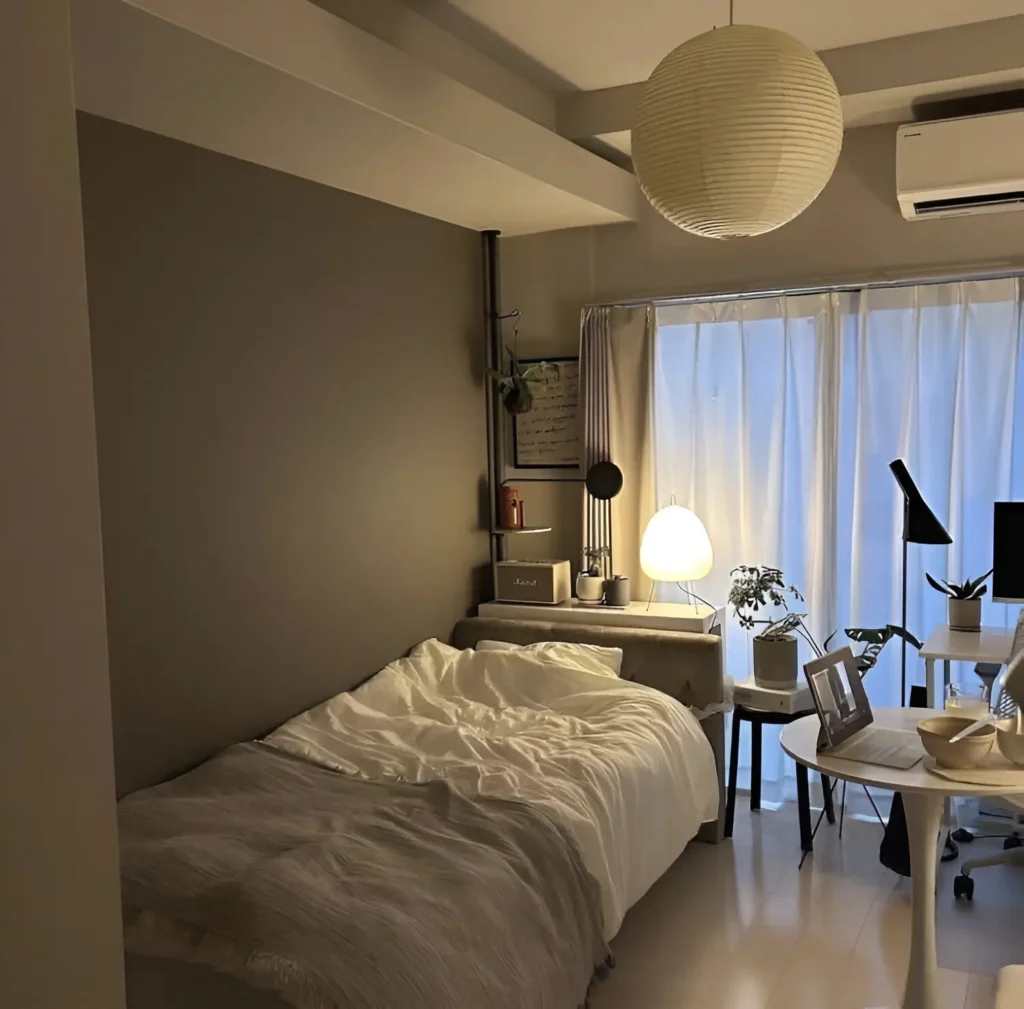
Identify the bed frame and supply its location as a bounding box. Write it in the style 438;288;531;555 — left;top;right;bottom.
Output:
124;618;726;1007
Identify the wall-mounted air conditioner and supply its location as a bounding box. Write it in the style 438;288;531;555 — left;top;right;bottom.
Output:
897;108;1024;221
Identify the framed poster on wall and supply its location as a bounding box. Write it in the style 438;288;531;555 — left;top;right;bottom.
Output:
509;357;581;478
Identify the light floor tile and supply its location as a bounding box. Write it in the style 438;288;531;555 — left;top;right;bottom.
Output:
964;973;996;1009
593;803;1021;1009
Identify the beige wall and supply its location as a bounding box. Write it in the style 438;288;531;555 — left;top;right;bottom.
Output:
498;229;594;570
501;121;1024;567
0;6;125;1009
78;116;491;795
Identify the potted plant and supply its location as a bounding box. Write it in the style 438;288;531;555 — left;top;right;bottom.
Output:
487;350;560;416
729;565;809;689
925;569;993;633
577;546;609;605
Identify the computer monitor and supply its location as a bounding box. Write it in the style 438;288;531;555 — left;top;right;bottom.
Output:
993;502;1024;603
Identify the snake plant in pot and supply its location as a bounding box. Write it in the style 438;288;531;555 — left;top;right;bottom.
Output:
925;569;993;633
729;565;811;689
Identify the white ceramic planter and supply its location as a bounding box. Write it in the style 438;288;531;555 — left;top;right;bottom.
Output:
948;597;982;632
753;634;799;689
576;572;605;605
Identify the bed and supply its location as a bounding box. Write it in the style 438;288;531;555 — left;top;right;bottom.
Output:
122;619;725;1008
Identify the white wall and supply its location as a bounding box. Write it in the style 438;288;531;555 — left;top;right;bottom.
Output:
501;122;1024;566
0;4;125;1007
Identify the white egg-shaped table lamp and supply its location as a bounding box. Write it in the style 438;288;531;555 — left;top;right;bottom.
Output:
640;505;714;610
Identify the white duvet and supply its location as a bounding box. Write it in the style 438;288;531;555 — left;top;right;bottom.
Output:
266;638;719;938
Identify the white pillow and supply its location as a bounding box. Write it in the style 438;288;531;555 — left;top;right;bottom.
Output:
475;639;623;677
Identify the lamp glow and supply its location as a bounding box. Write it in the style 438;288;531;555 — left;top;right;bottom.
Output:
640;505;714;583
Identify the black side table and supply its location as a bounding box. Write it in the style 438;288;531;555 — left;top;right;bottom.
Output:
725;704;836;854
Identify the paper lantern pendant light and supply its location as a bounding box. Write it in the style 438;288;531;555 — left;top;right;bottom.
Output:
632;24;843;239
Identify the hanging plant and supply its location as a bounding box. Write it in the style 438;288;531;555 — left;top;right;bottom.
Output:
487;347;559;416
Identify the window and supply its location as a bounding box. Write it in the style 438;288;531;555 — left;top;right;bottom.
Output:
654;279;1024;712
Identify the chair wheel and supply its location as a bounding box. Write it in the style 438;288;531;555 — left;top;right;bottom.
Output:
951;828;975;843
1003;835;1022;850
953;874;974;901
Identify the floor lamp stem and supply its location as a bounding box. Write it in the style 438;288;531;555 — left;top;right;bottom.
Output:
901;501;909;708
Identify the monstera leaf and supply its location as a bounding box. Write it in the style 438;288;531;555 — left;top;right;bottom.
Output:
823;624;923;675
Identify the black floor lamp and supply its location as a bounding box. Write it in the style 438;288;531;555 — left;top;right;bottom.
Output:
890;460;952;706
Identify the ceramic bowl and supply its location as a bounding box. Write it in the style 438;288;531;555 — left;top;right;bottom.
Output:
916;715;996;769
995;718;1024;766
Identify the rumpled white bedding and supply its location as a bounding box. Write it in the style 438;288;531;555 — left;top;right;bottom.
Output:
266;638;719;938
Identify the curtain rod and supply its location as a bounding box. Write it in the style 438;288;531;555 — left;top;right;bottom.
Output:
584;262;1024;310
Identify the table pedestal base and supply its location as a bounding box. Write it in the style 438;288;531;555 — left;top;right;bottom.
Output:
902;792;943;1009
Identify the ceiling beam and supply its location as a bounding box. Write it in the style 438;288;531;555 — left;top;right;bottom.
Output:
71;0;638;236
557;14;1024;144
311;0;557;129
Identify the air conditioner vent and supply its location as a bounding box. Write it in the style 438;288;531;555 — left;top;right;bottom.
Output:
897;109;1024;221
913;189;1024;215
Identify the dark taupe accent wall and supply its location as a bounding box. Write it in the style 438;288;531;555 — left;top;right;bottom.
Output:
77;114;489;796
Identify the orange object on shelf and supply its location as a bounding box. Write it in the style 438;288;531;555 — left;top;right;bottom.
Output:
499;485;523;529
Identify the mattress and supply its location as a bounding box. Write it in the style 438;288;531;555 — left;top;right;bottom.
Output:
267;637;719;938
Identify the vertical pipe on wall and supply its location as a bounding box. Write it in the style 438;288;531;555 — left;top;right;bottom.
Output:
483;230;503;582
600;316;611;578
583;308;595;573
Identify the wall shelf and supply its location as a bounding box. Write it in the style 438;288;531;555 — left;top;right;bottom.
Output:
492;526;553;535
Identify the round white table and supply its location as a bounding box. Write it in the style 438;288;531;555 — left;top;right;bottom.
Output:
781;707;1024;1009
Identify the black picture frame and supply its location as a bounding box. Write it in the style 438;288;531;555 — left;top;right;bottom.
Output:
510;356;581;473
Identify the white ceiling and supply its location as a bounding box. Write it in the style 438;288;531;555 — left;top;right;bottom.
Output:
441;0;1024;90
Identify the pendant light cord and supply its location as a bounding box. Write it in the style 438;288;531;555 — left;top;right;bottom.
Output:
729;0;734;26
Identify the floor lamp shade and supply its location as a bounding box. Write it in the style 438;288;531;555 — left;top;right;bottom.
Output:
632;25;843;239
890;460;952;545
890;459;952;708
640;506;714;583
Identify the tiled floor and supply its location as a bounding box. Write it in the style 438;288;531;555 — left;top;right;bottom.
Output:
593;803;1023;1008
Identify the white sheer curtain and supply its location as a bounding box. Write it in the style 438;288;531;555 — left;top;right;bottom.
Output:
654;279;1024;803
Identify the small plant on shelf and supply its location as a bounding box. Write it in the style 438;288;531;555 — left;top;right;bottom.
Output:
924;570;993;601
583;545;610;576
576;545;610;604
925;568;993;633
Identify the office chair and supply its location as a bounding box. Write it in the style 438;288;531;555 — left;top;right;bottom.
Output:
953;671;1024;900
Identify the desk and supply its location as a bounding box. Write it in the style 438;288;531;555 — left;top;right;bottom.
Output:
920;625;1015;708
781;707;1024;1009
